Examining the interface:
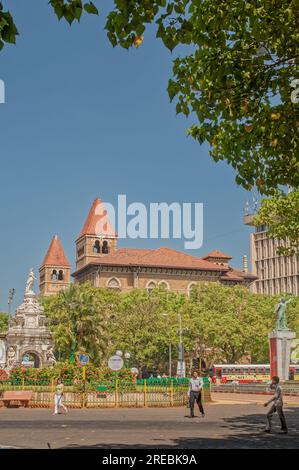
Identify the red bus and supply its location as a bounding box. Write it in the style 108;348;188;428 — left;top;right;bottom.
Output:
212;364;299;384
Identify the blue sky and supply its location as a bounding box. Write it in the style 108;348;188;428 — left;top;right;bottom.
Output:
0;1;254;312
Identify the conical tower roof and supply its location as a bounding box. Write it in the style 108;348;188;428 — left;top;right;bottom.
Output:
41;235;70;267
78;198;116;239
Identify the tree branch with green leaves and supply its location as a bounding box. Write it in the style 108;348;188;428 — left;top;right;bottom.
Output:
1;1;298;195
254;190;299;256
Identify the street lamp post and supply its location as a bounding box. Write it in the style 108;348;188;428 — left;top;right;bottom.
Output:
162;313;172;377
7;288;15;316
162;313;186;378
177;313;186;378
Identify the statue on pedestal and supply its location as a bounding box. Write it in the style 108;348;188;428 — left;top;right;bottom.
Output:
25;268;36;294
46;346;56;366
5;346;16;370
275;298;293;331
4;269;56;370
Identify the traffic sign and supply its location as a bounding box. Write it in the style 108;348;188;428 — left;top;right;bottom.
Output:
131;367;139;375
79;353;90;366
108;355;124;371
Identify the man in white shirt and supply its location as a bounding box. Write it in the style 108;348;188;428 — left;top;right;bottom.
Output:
264;376;288;434
188;371;205;418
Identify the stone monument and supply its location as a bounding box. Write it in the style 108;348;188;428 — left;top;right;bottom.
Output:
268;298;296;381
4;269;56;372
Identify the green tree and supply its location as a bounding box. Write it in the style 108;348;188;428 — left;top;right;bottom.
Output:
254;190;299;256
42;282;298;371
108;288;186;369
189;283;277;364
0;311;9;332
1;1;298;194
42;283;119;363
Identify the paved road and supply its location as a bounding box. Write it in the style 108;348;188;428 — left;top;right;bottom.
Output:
0;395;298;449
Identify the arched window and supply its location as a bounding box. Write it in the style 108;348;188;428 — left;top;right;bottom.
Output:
187;282;197;296
146;281;156;294
107;277;121;290
158;281;170;290
51;270;57;281
93;240;101;254
102;240;109;254
58;270;64;281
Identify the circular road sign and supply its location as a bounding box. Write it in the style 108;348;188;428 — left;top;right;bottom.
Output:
108;355;124;371
79;353;90;366
131;367;139;375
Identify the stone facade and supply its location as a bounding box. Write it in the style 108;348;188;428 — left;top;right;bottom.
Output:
73;264;224;294
39;198;257;296
70;199;256;293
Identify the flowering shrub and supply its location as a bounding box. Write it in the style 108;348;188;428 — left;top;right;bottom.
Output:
9;363;135;384
0;368;8;380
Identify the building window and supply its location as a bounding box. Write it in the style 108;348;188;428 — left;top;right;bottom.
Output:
107;277;121;290
187;282;197;296
77;246;84;258
102;240;109;254
58;270;64;281
158;280;170;290
146;281;156;294
51;270;57;281
93;240;101;254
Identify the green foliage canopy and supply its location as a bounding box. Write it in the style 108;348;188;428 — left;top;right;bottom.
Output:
1;1;298;194
254;190;299;256
42;282;299;369
0;311;9;332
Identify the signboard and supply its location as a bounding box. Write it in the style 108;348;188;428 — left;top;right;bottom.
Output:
108;355;124;371
177;361;186;378
225;374;270;382
78;353;90;366
21;354;34;368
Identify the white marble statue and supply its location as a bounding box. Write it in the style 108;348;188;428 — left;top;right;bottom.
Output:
46;346;56;366
5;346;16;370
25;268;36;294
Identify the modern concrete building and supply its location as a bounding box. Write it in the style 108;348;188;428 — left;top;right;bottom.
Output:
244;214;299;295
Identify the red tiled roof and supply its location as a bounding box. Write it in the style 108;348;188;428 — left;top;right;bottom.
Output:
41;235;70;268
72;246;229;276
221;267;257;282
78;198;116;239
203;249;232;260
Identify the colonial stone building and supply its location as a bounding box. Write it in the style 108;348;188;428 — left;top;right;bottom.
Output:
39;198;256;296
39;235;71;297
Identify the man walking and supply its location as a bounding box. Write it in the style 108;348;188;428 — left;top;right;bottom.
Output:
264;376;288;434
188;371;205;418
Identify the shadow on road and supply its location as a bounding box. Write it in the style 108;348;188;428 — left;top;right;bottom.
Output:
60;407;299;449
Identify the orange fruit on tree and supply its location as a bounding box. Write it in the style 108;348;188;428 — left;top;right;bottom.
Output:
271;112;281;120
133;35;144;48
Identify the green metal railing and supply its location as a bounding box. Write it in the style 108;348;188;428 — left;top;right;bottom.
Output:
0;377;211;408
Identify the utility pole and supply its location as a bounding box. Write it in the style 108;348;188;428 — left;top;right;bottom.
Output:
177;314;186;378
